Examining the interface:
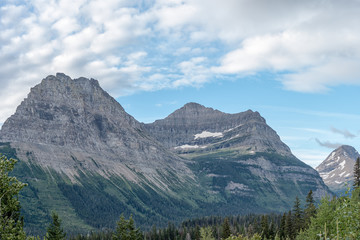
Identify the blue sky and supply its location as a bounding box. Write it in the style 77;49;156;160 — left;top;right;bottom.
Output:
1;0;360;167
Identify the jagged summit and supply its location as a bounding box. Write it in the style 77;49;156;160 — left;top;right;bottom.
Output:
161;102;265;124
0;73;191;181
316;145;360;194
1;73;129;147
145;102;287;155
172;102;223;116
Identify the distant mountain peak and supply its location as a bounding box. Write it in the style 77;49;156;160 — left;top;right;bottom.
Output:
316;145;359;194
337;145;358;153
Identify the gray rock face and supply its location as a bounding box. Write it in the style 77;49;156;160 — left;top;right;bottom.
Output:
316;145;360;194
0;73;192;187
144;103;332;203
144;102;292;156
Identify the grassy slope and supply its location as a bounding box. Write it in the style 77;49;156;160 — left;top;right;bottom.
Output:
0;142;210;234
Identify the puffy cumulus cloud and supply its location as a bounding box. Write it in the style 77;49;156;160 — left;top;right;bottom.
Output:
210;1;360;92
172;57;210;87
2;0;360;123
0;0;153;122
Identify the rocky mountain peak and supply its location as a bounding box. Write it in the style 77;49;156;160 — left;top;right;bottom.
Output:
1;73;130;146
161;102;223;123
316;145;359;194
164;102;264;124
0;73;191;183
177;102;221;115
336;145;359;158
144;103;290;155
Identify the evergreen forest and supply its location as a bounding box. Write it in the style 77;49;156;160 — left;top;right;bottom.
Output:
1;155;360;239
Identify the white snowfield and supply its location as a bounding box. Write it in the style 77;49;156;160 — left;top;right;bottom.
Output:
174;144;208;149
175;144;200;149
194;131;223;139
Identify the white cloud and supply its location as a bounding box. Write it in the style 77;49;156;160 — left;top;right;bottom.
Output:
154;3;197;30
2;0;360;123
172;57;209;87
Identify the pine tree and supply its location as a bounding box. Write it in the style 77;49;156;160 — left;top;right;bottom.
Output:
113;214;142;240
268;221;275;240
292;196;303;234
46;212;66;240
221;218;231;239
260;215;269;239
211;225;218;239
304;190;316;227
194;225;201;240
128;215;142;240
113;215;128;240
354;157;360;188
0;155;27;240
278;213;286;240
285;211;294;240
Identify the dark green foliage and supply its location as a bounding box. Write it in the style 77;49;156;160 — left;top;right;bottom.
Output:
268;221;275;240
296;188;360;239
304;190;316;227
260;215;269;239
221;218;231;239
189;150;320;218
285;211;294;240
0;155;27;240
113;214;142;240
278;213;286;240
354;157;360;188
70;230;113;240
57;181;126;229
193;225;201;240
292;197;303;234
0;143;17;159
46;212;66;240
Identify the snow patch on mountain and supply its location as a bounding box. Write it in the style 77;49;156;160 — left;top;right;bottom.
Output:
194;131;223;139
175;144;204;149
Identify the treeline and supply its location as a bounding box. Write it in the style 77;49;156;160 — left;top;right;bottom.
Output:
69;158;360;240
70;187;360;239
69;190;316;240
2;155;360;240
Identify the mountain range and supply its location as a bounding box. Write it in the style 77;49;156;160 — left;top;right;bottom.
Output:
0;73;331;234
